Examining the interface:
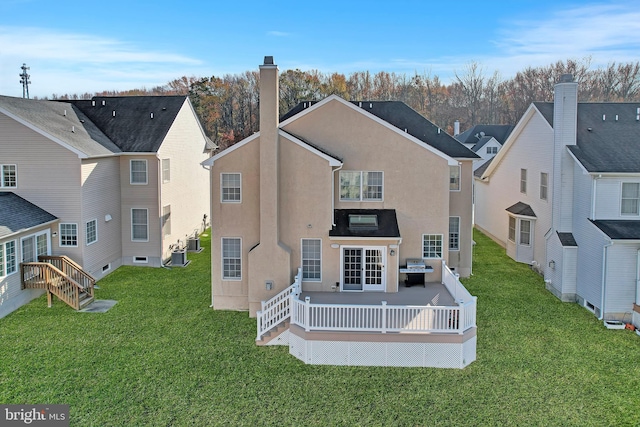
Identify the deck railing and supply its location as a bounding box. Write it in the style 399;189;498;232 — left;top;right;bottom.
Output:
38;255;95;296
21;262;86;310
256;268;302;340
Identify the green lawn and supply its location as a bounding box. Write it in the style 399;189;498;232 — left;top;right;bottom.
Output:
1;230;639;426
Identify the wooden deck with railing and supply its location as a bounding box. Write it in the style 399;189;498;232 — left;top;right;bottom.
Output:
21;255;95;310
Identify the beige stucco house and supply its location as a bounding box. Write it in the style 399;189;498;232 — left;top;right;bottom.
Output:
0;95;212;318
202;57;478;368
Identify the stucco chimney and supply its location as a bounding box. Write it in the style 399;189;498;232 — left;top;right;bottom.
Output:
259;56;279;245
551;73;578;232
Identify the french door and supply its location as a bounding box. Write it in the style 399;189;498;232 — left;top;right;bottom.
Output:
341;246;385;291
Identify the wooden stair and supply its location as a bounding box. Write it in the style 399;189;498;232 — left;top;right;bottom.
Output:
21;255;96;311
256;320;290;346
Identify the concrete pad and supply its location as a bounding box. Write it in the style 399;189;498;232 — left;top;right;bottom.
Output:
79;300;117;313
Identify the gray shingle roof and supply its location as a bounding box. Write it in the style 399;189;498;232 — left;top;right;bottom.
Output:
590;220;640;240
0;95;121;157
330;209;401;238
534;102;640;173
0;192;58;239
474;158;493;178
455;125;515;145
471;136;494;152
505;202;536;217
557;232;577;247
71;96;187;152
281;100;479;159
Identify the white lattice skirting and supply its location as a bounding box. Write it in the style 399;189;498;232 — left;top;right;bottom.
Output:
288;326;476;368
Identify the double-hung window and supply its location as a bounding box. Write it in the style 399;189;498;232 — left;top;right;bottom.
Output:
86;219;97;245
301;239;321;281
520;169;527;194
130;160;148;184
131;209;148;241
540;172;548;201
621;183;640;215
222;238;241;280
1;165;17;188
422;234;443;259
59;223;78;247
339;171;383;201
449;166;460;191
221;173;241;202
449;217;460;251
520;220;531;245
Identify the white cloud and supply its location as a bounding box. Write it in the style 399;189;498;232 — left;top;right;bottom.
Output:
0;26;205;98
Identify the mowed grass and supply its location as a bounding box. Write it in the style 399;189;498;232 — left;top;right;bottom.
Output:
1;229;640;426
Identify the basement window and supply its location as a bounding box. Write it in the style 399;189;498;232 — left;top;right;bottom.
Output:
133;256;148;264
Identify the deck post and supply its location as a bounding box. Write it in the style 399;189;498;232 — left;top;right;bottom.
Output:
47;291;52;308
458;300;464;334
381;301;387;333
304;297;311;332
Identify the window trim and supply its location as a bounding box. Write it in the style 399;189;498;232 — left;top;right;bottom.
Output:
131;208;149;242
449;216;460;251
540;172;548;201
130;159;148;185
520;168;527;194
0;164;17;188
221;172;242;203
301;238;322;282
519;219;532;246
162;158;170;184
449;165;461;191
0;240;17;277
86;219;98;246
221;237;242;281
422;234;444;259
620;182;640;216
59;223;79;247
339;171;384;201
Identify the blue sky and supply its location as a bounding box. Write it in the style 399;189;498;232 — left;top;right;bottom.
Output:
1;0;638;98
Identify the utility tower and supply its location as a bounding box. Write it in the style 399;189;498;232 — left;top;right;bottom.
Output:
19;63;31;99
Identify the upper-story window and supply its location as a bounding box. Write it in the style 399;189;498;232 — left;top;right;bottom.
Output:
86;219;98;245
540;172;548;201
449;217;460;251
621;182;640;215
130;160;148;185
520;169;527;194
340;171;383;201
162;159;170;183
422;234;443;259
449;166;460;191
221;173;241;203
1;165;17;188
486;146;498;155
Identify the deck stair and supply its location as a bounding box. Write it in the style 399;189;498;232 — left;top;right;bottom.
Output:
256;320;290;346
21;255;96;310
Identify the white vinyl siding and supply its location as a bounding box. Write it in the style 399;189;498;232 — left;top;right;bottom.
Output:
621;182;639;216
130;159;148;184
302;239;321;281
449;217;460;251
340;171;383;201
86;219;97;245
131;209;149;241
222;238;241;280
221;173;241;202
422;234;443;259
162;205;171;237
59;223;78;247
162;158;170;183
1;164;17;188
449;166;460;191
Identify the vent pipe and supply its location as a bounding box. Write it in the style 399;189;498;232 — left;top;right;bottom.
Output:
112;110;116;117
150;112;154;119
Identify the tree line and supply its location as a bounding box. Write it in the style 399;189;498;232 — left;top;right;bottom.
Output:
50;58;640;150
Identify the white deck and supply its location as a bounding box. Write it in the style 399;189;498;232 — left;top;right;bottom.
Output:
299;282;456;306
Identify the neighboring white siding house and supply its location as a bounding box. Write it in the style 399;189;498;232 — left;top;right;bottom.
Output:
475;75;640;325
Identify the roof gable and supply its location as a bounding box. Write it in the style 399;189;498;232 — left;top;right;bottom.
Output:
71;96;188;152
455;124;515;145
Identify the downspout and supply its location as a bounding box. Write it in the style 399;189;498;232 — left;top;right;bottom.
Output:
331;164;343;226
201;160;214;307
598;241;613;320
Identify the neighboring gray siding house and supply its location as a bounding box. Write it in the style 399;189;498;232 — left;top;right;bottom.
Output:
0;95;212;318
475;75;640;326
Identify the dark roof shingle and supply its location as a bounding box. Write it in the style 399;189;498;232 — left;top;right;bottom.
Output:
330;209;401;238
0;192;58;238
455;124;515;145
506;202;536;217
590;220;640;240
